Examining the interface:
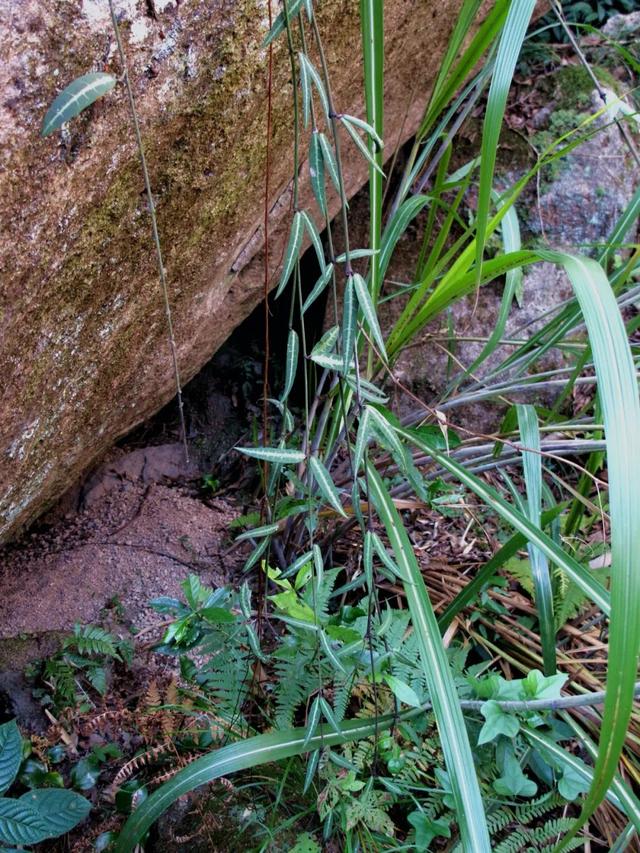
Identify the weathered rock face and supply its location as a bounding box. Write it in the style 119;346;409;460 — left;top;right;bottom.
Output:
0;0;471;543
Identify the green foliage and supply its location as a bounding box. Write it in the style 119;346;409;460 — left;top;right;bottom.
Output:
41;72;116;137
26;624;132;712
0;720;90;848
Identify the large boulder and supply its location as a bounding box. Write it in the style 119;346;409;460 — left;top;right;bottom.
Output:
0;0;474;543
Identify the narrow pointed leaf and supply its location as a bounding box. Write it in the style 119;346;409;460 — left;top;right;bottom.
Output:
367;467;490;851
384;675;422;708
517;404;556;675
475;0;535;280
340;114;384;150
320;630;347;674
352;273;387;359
319;698;343;736
309;131;327;215
41;72;116;137
263;0;304;44
239;446;305;465
309;456;346;517
318;132;340;192
342;277;357;372
302;264;334;314
275;212;304;298
282;329;299;402
302;698;322;750
298;53;330;121
340;117;385;176
334;248;379;263
354;408;372;475
300;211;326;271
235;522;280;543
379;195;430;283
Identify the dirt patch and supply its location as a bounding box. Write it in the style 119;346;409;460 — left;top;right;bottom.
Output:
0;443;247;671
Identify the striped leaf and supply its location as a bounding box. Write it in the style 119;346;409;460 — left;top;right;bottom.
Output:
300;211;326;271
298;53;330;124
275;212;303;298
281;329;299;402
238;446;305;465
340;114;384;150
342;277;357;373
41;72;116;137
263;0;304;46
235;522;280;543
340;116;385;176
302;264;334;314
309;131;327;215
334;248;379;263
352;272;387;359
379;195;430;283
309;456;346;517
517;404;556;675
360;0;384;306
318;132;341;193
367;467;491;850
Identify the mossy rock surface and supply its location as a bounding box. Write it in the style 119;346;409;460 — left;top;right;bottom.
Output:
0;0;477;543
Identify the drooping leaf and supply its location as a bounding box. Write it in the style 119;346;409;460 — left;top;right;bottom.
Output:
352;273;387;359
298;53;330;123
282;329;299;402
41;73;116;137
300;211;326;271
309;131;327;215
263;0;305;46
384;675;422;708
318;132;340;193
342;276;357;373
340;117;385;176
0;723;21;796
302;264;334;315
340;114;384;150
309;456;346;517
275;212;304;298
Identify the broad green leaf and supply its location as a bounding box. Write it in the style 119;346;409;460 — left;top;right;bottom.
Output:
384;675;422;708
367;467;490;851
340;117;385;176
298;54;330;123
309;131;327;215
302;264;334;315
309;456;346;517
17;789;91;839
517;404;556;675
478;700;520;744
493;748;537;798
238;446;304;465
41;73;116;137
318;132;340;192
0;723;21;796
275;212;304;298
0;800;49;847
282;329;299;402
352;273;387;359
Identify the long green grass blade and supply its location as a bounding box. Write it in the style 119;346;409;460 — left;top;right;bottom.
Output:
517;404;556;675
367;467;491;851
474;0;535;282
538;251;640;847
